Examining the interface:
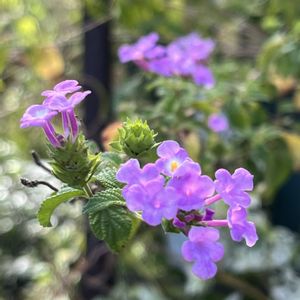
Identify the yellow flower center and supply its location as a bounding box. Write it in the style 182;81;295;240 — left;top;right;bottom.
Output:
171;161;179;172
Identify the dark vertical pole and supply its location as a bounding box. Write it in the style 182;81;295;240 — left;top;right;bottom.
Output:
79;4;116;300
82;8;113;146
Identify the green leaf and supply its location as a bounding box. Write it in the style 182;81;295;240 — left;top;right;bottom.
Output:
86;187;139;252
38;186;85;227
83;188;125;214
93;167;122;189
89;206;134;253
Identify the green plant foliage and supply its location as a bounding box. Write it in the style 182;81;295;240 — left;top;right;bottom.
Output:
83;188;125;214
48;133;100;188
93;167;122;189
87;189;139;253
37;186;85;227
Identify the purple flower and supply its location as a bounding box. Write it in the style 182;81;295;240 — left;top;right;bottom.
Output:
169;160;215;211
156;140;190;176
118;32;162;64
192;65;215;88
214;168;253;208
208;113;229;132
124;178;179;226
43;90;90;139
20;105;60;147
182;226;224;280
41;80;81;97
116;159;161;186
176;33;215;62
227;206;258;247
118;32;215;87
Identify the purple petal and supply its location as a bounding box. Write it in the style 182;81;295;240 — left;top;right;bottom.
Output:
173;160;201;177
116;159;141;184
43;95;71;111
192;65;215;88
232;168;254;191
208;113;229;133
69;91;91;107
192;258;217;280
181;240;196;262
206;242;224;262
54;80;81;93
189;227;220;243
157;140;181;158
122;184;145;212
142;209;162;226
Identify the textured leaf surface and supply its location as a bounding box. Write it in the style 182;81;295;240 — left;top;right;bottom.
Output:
82;188;125;214
93;167;122;189
38;186;85;227
86;187;139;252
89;206;134;253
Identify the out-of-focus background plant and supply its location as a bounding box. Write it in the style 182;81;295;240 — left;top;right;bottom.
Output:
1;0;300;299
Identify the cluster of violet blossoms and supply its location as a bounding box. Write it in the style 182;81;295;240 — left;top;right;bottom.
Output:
20;80;90;147
118;32;215;88
116;140;258;280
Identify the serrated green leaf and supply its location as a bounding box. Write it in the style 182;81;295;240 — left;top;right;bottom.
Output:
83;188;125;214
38;186;85;227
93;167;122;189
89;206;134;253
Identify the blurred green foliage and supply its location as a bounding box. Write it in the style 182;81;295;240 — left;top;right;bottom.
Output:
1;0;300;299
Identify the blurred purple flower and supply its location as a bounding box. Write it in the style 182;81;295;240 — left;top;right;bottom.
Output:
227;206;258;247
181;226;224;280
120;173;178;226
118;32;163;64
169;160;215;211
192;65;215;88
20;105;60;147
208;113;229;132
214;168;253;208
118;32;215;87
156;140;190;176
176;33;215;61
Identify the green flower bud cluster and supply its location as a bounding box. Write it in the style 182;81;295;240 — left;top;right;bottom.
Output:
111;119;158;158
48;134;100;188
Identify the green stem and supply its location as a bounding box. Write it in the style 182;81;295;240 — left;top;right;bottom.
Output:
83;183;93;198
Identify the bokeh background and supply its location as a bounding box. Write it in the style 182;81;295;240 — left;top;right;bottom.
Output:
1;1;300;299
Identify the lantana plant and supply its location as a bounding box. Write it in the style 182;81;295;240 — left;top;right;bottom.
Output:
20;79;258;280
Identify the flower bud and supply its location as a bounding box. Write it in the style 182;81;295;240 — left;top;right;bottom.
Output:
111;119;157;158
48;133;100;188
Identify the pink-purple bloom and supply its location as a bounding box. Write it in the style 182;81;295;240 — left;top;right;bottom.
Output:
20;80;90;147
208;113;229;133
214;168;254;208
118;32;215;87
20;105;60;147
118;32;164;66
156;140;189;177
227;206;258;247
181;227;224;280
116;139;258;280
169;160;215;211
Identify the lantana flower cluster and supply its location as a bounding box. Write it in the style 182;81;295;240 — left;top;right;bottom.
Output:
116;140;258;280
118;32;215;87
20;80;91;147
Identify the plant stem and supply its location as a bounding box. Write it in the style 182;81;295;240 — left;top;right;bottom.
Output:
83;183;93;197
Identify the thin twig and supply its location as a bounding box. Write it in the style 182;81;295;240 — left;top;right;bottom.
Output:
20;178;58;192
31;150;52;174
217;271;269;300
